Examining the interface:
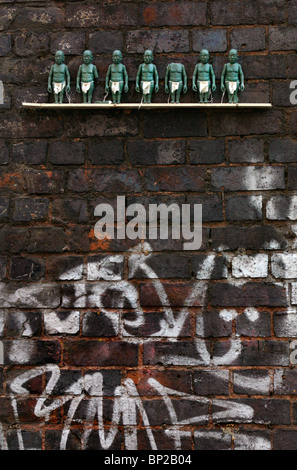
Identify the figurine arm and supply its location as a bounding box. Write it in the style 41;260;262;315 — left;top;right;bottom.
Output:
210;65;216;91
136;65;142;92
48;65;53;93
123;65;129;93
239;65;244;91
154;65;159;92
192;65;198;92
165;65;170;93
221;64;227;92
76;65;82;93
93;65;99;81
182;65;187;93
105;65;111;93
65;66;71;93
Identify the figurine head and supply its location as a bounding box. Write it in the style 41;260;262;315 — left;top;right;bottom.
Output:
200;49;210;64
83;50;93;64
112;50;122;64
55;51;65;65
229;49;238;64
143;50;153;64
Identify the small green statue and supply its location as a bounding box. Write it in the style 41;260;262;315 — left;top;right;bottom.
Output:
76;50;99;103
221;49;244;104
105;50;129;104
192;49;216;103
48;51;71;104
136;50;159;104
165;63;187;103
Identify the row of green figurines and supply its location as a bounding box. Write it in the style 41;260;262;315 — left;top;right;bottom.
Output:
48;49;244;105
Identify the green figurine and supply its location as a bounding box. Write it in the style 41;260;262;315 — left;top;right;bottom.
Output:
48;51;71;104
136;50;159;104
165;62;187;103
221;49;244;104
105;50;129;104
192;49;216;103
76;50;99;103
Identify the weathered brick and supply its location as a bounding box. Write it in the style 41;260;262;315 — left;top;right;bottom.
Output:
192;254;228;279
192;29;227;53
13;33;48;57
63;340;138;366
288;165;297;190
226;195;262;221
12;142;47;165
210;110;285;136
196;310;232;337
233;369;271;395
87;255;124;280
44;311;80;335
27;228;66;253
228;138;264;163
274;369;297;394
187;195;223;222
0;34;11;56
126;30;189;54
68;169;142;193
13;197;49;222
0;142;9;165
212;226;287;251
230;27;266;51
274;311;297;336
194;431;231;450
51;199;88;224
211;166;285;191
0;282;60;308
272;253;297;278
0;196;9;220
24;170;65;194
10;256;45;281
188;140;225;164
6;311;41;337
88;31;123;54
236;309;271;337
82;311;119;337
88;140;124;165
141;2;207;26
128;140;186;165
139;281;207;307
4;340;61;365
145;167;205;192
211;0;285;25
274;430;297;450
0;257;6;280
210;282;288;307
269;139;297;163
50;31;85;55
234;431;271;450
269;26;297;50
232;254;268;278
47;256;83;281
129;253;191;279
50;141;85;165
143;111;207;138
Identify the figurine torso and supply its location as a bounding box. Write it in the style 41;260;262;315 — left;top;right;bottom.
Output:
168;63;184;82
80;63;95;83
225;62;241;82
140;63;155;81
110;63;125;82
196;63;211;81
52;64;67;83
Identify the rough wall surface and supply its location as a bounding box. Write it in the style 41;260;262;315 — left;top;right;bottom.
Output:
0;0;297;451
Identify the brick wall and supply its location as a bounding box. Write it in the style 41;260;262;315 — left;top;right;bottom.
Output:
0;0;297;451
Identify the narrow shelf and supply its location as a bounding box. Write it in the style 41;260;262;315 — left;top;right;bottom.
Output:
22;102;272;110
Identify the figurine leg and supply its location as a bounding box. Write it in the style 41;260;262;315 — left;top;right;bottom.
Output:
170;91;175;103
54;93;59;104
82;92;87;103
58;90;64;104
199;92;203;103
